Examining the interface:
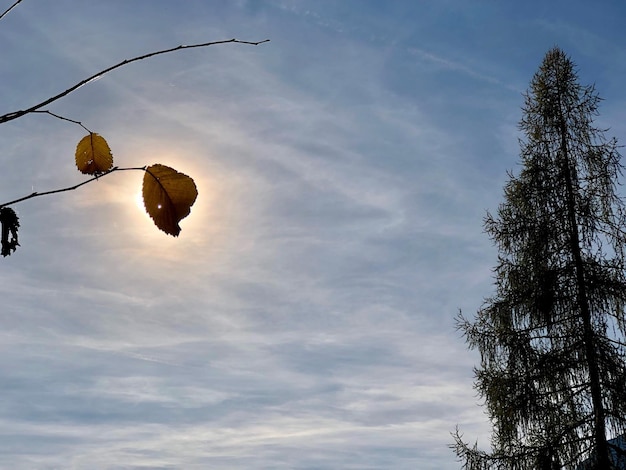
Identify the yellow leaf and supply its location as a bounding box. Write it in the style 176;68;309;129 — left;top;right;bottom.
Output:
142;164;198;236
75;133;114;175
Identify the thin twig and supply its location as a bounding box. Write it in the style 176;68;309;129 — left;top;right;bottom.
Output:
32;110;91;132
0;166;147;208
0;0;23;21
0;38;270;125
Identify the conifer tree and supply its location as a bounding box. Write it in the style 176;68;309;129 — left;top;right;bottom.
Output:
453;47;626;469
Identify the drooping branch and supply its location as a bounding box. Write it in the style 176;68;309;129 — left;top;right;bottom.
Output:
0;166;146;208
0;38;270;125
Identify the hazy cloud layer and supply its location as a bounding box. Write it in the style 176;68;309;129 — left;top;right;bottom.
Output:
1;1;625;468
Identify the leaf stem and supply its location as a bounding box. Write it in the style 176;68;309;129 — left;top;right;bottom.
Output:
32;110;92;132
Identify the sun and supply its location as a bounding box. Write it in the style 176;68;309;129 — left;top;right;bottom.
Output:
134;190;145;213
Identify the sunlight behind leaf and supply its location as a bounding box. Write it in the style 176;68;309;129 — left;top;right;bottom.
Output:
142;164;198;236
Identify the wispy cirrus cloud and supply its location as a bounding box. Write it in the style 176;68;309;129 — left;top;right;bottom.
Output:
4;1;623;469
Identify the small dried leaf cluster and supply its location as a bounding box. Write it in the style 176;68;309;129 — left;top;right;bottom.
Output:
0;207;19;257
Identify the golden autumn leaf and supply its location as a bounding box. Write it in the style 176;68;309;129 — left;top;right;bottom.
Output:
142;164;198;236
75;133;114;175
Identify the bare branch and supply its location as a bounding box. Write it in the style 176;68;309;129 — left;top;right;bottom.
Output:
0;166;147;208
0;0;23;21
0;38;270;125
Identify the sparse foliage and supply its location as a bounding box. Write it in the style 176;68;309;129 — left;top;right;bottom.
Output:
0;1;268;254
452;47;626;469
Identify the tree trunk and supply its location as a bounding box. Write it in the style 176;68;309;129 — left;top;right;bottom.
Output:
558;113;610;470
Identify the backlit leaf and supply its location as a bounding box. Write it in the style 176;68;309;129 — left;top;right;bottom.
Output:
75;133;113;175
142;164;198;236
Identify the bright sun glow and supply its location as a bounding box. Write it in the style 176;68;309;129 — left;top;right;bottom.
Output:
134;190;145;212
135;192;162;211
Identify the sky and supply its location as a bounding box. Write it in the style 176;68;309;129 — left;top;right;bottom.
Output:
1;1;626;469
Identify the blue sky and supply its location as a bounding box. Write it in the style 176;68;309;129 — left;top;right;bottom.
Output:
1;1;626;469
